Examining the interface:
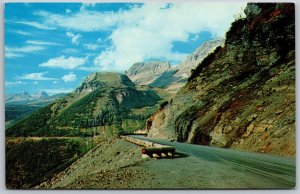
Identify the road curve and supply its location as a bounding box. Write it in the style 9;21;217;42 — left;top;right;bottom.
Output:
129;135;296;188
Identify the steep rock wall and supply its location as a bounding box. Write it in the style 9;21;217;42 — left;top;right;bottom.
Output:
147;3;295;157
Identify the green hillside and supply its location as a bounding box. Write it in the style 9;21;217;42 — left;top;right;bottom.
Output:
6;72;162;137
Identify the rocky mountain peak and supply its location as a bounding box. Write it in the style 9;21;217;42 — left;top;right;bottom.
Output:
76;72;135;93
126;61;171;85
22;91;31;97
186;38;225;63
174;37;225;79
35;91;49;98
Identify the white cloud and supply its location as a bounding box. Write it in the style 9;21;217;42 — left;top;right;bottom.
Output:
26;40;62;46
16;21;56;30
5;81;27;86
6;45;45;53
95;38;109;49
62;48;78;54
44;88;74;94
5;53;24;58
19;72;57;81
191;34;199;42
16;30;31;36
80;3;96;11
78;66;100;72
97;38;103;43
66;32;81;45
84;43;98;51
5;45;45;58
33;3;246;71
34;10;119;32
52;81;59;84
39;55;87;69
62;72;76;82
93;3;246;71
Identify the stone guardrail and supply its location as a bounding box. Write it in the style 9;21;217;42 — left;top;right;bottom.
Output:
120;135;175;158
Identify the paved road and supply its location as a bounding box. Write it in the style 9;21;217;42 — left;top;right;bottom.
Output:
129;135;296;188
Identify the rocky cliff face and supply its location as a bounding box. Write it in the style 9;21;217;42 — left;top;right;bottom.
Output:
147;3;295;157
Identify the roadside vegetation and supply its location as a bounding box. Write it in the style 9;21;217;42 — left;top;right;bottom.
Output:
6;137;98;189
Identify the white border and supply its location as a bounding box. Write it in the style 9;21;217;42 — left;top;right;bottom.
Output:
0;0;299;194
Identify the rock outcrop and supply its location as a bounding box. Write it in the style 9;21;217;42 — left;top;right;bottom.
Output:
147;3;295;157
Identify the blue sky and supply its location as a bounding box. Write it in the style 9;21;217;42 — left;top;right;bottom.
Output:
5;2;245;95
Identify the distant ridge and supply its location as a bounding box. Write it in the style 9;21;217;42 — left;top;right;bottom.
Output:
126;37;225;93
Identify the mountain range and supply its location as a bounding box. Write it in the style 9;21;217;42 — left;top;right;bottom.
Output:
126;38;225;94
5;91;68;124
5;91;66;105
6;72;162;137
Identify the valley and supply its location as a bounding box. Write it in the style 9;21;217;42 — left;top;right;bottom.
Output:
5;92;67;127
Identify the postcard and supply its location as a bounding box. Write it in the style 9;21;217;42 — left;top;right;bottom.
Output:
4;2;295;189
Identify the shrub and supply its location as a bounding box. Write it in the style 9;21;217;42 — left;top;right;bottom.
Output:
6;138;95;189
159;101;168;110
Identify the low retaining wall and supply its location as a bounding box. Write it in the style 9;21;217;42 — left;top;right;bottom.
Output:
121;136;175;158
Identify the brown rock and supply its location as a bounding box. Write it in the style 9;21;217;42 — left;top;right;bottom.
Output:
275;110;284;115
243;124;255;138
263;133;269;140
214;126;223;133
224;125;233;134
254;126;266;133
272;128;289;138
247;114;258;122
267;120;274;124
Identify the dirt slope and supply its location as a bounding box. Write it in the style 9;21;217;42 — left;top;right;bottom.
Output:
37;137;148;189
